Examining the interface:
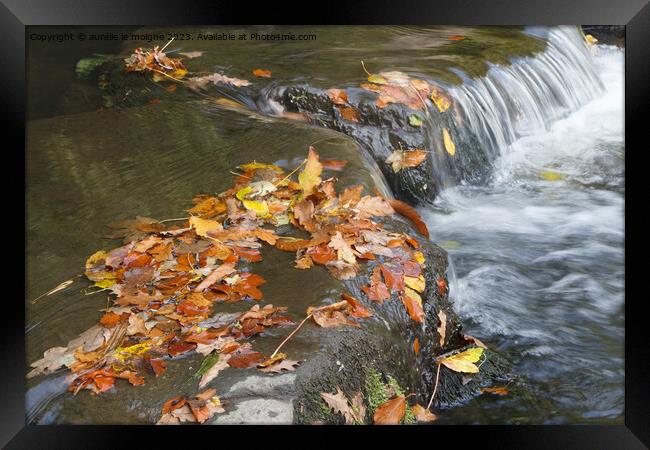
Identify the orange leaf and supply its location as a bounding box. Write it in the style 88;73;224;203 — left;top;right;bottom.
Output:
339;107;359;122
326;88;348;105
386;198;429;239
373;396;406;425
252;68;272;78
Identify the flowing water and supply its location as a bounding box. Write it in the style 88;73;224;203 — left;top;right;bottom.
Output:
25;26;624;424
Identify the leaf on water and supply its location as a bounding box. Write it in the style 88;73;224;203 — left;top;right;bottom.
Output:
443;128;456;156
298;147;323;196
447;35;465;41
411;404;438;422
328;231;356;265
386;198;429;238
355;196;394;219
408;115;423;127
321;159;348;171
373;395;406;425
482;386;509;396
385;149;428;173
193;262;237;292
539;170;565;181
242;199;270;217
439;347;484;373
326;88;349;105
252;68;272;78
188;196;226;218
189;216;222;238
437;310;447;347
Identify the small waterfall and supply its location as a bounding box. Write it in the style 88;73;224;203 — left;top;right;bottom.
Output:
432;26;604;188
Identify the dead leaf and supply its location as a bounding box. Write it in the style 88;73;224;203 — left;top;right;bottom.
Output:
482;386;509;396
439;347;484;373
326;88;348;105
298;147;323;196
252;68;272;78
373;396;406;425
443;128;456;156
437;310;447;347
385;149;428;173
411;404;437;422
198;353;231;388
321;387;364;424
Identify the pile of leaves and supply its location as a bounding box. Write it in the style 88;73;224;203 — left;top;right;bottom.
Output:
29;146;488;424
124;45;188;82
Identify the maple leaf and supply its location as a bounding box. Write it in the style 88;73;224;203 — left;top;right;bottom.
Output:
321;387;365;424
328;231;356;265
298;147;323;196
385;149;428;173
439;347;484;373
373;395;406;425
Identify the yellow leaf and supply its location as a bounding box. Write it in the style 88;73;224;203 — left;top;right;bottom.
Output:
443;128;455;156
237;162;284;173
94;278;117;289
242;199;270;217
585;34;598;46
439;347;484;373
86;250;108;269
540;170;565;181
236;186;253;201
430;88;451;113
189;216;222;238
404;275;426;293
367;74;387;85
170;67;188;79
413;251;426;265
298;147;322;195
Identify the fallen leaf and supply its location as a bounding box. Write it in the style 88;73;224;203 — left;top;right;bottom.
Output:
443;128;456;156
194;262;236;292
339;107;360;122
179;51;203;58
326;88;348;105
400;287;425;323
252;68;272;78
439;347;484;373
198;353;231;388
385;149;428;173
413;337;420;355
430;86;452;113
386;198;429;238
408;115;423;127
437;310;447;347
373;395;406;425
321;387;364;424
411;404;438;422
482;386;509;396
298;147;323;196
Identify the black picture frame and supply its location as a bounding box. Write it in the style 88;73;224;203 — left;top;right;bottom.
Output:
5;0;648;447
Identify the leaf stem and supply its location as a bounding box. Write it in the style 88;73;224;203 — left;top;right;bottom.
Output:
426;362;442;410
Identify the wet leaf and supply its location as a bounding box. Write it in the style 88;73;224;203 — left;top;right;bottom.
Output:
179;50;203;58
443;128;456;156
540;170;565;181
321;387;364;424
482;386;509;396
411;404;438;422
326;88;349;105
408;115;423;127
439;347;484;373
252;68;272;78
430;87;452;113
373;395;406;425
400;287;425;323
386;198;429;238
194;262;237;292
385;149;427;173
437;310;447;347
198;353;231;388
298;147;323;196
339;107;360;122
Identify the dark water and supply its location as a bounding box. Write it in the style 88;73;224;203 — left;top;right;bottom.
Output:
25;26;623;424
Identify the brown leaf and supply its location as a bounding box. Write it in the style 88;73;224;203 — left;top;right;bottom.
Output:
373;395;406;425
258;358;301;373
385;149;428;173
321;387;364;424
437;310;447;348
386;198;429;239
321;159;348;171
400;287;425;323
194;262;236;292
482;386;509;396
411;404;438;422
339;107;359;122
199;353;231;388
326;88;349;105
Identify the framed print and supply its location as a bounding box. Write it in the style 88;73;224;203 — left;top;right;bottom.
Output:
3;0;648;447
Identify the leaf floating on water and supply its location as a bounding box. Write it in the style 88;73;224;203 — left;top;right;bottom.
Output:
373;395;406;425
430;87;452;113
447;35;465;41
442;128;456;156
385;149;428;173
252;68;272;78
338;106;360;122
298;147;323;196
482;386;509;396
584;34;598;47
439;347;484;373
411;404;438;422
321;159;348;171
